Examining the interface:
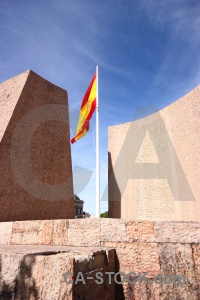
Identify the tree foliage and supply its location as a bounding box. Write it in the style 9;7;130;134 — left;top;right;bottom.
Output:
100;211;108;218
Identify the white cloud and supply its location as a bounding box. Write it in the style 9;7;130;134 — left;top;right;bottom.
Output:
140;0;200;43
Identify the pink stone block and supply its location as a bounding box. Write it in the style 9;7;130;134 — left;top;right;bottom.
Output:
0;222;13;244
67;219;101;246
101;218;127;242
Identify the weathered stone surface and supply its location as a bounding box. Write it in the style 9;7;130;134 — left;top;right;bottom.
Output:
126;220;155;243
38;220;54;245
157;243;199;299
123;243;200;299
0;222;13;245
0;70;74;221
108;85;200;221
11;220;42;245
0;245;115;300
67;219;101;247
154;221;200;243
103;241;160;277
101;218;127;242
51;219;68;246
11;220;68;246
2;219;200;246
0;219;200;299
192;244;200;279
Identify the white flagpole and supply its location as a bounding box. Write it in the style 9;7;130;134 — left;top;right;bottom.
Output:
96;65;100;218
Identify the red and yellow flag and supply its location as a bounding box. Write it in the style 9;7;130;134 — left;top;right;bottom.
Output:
71;72;96;144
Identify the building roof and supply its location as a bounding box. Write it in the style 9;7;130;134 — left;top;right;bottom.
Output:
74;194;84;203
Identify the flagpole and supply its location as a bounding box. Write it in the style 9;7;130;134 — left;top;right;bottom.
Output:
96;65;100;218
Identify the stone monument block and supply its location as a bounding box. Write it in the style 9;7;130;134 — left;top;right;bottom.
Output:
108;85;200;221
0;70;74;221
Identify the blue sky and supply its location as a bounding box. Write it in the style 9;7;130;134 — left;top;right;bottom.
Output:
1;0;200;215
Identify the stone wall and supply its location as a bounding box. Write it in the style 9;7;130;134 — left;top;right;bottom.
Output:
108;85;200;220
0;70;74;221
0;219;200;299
0;245;116;300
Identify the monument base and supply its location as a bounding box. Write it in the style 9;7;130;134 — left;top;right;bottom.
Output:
0;218;200;299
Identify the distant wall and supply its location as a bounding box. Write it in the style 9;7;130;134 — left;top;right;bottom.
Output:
0;70;74;221
108;85;200;220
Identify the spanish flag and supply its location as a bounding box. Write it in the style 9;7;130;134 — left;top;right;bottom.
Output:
71;72;96;144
